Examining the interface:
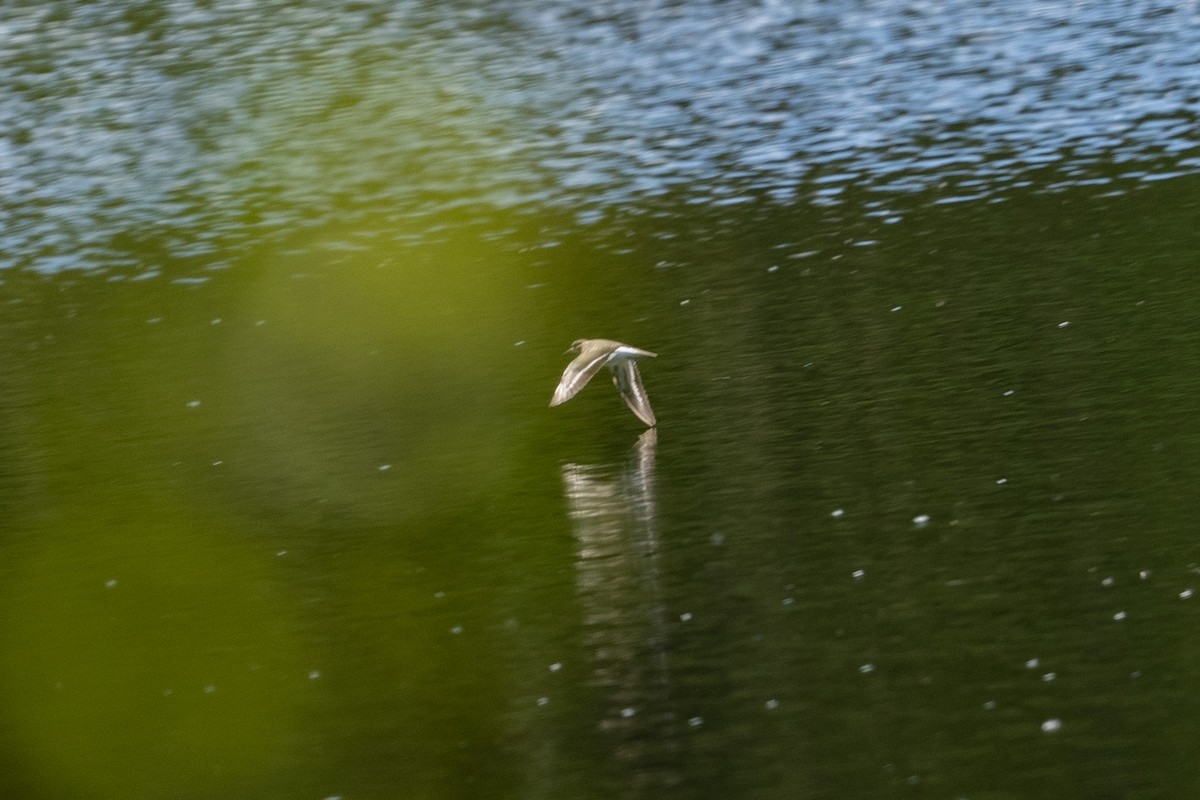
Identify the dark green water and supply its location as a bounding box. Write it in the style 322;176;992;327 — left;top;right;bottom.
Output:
2;1;1200;798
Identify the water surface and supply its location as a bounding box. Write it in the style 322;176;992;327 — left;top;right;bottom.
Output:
1;1;1199;798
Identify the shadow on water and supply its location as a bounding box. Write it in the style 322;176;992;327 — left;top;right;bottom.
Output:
560;429;677;792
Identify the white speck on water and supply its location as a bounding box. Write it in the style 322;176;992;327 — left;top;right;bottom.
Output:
859;663;876;674
1101;576;1115;587
1042;672;1056;682
211;460;223;467
255;319;266;326
163;689;173;697
146;316;163;324
1113;611;1127;621
782;597;794;605
620;707;637;718
913;514;930;527
710;532;726;545
680;612;693;622
831;508;845;518
1003;389;1015;396
1041;718;1062;733
1181;589;1194;599
308;670;321;680
514;340;525;347
434;591;445;599
680;299;690;306
549;662;562;672
891;305;902;312
1140;569;1152;580
526;283;545;290
450;625;463;635
853;569;865;580
1058;321;1070;328
537;696;550;706
765;699;780;710
378;464;392;471
276;550;287;556
996;478;1007;485
105;579;117;588
186;400;201;408
204;685;216;694
210;318;222;325
688;716;704;727
1026;658;1040;669
983;700;997;710
767;265;779;272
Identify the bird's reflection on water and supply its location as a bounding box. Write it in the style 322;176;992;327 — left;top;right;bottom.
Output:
560;428;680;791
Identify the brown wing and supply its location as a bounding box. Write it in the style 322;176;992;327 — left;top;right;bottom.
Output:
611;359;656;427
550;347;612;407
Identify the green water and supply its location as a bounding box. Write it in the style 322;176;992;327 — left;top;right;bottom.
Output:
3;1;1200;797
3;177;1200;798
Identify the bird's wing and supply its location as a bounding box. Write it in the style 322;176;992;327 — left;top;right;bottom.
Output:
550;348;612;406
612;344;657;359
611;359;657;427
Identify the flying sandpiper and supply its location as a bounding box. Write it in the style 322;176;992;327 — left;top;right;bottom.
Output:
550;339;658;427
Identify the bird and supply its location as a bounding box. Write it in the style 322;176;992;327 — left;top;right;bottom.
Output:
550;339;658;427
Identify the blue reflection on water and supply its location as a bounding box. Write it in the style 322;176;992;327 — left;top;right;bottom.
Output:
1;0;1196;271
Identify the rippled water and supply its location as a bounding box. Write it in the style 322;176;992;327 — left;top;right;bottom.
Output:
2;2;1200;799
2;0;1196;271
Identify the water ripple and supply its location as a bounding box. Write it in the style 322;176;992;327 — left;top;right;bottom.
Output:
1;0;1197;270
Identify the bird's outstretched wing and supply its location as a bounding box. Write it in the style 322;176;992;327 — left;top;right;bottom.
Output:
550;347;612;407
611;359;656;427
